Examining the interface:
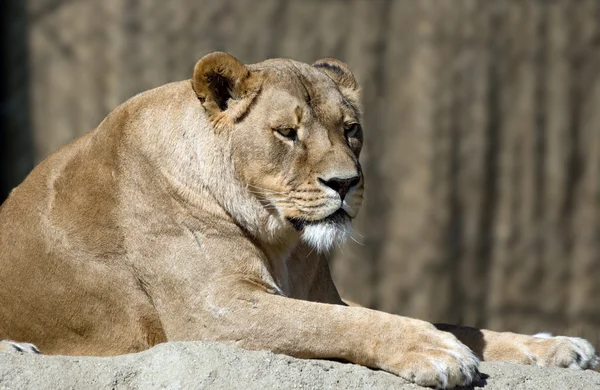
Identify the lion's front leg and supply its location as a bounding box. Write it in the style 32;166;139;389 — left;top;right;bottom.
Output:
435;324;599;370
202;281;479;389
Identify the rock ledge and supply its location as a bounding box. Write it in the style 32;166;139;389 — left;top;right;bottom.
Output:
1;341;599;389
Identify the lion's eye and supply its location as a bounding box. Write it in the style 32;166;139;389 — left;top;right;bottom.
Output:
275;127;298;141
344;123;360;138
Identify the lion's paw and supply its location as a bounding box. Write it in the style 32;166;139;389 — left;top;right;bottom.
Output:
0;340;40;354
384;327;480;389
531;333;599;370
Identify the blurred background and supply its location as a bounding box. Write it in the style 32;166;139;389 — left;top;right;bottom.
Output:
2;0;599;347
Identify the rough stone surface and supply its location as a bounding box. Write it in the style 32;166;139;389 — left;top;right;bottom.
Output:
1;341;599;389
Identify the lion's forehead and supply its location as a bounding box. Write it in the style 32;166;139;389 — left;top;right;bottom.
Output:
254;71;350;125
252;60;340;96
261;86;344;110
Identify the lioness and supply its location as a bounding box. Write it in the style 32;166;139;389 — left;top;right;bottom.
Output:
0;52;597;388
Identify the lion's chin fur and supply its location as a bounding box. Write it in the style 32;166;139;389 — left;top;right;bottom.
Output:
300;218;353;253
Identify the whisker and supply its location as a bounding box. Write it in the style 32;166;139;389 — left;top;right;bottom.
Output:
247;191;285;199
247;185;289;195
247;185;284;192
350;236;365;246
249;194;297;207
261;204;298;211
296;204;329;211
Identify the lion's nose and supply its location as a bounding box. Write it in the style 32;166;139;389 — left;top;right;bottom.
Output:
318;175;360;200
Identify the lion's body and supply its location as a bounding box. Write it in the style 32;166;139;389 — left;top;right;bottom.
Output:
0;54;597;388
0;79;341;355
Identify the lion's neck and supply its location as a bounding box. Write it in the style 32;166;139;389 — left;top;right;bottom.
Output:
160;137;302;293
156;116;298;249
203;138;298;244
119;81;301;258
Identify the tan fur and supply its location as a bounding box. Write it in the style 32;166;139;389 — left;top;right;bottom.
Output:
0;53;596;388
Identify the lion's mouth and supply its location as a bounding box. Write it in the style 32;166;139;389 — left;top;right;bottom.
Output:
287;208;350;231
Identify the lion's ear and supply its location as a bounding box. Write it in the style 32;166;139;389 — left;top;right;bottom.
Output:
192;52;260;126
313;58;358;91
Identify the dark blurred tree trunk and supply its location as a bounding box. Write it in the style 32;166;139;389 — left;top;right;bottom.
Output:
0;1;33;202
22;0;600;346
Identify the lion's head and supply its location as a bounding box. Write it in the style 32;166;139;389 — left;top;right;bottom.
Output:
191;52;364;252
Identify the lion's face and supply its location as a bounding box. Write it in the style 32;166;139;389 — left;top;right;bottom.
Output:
193;54;363;251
